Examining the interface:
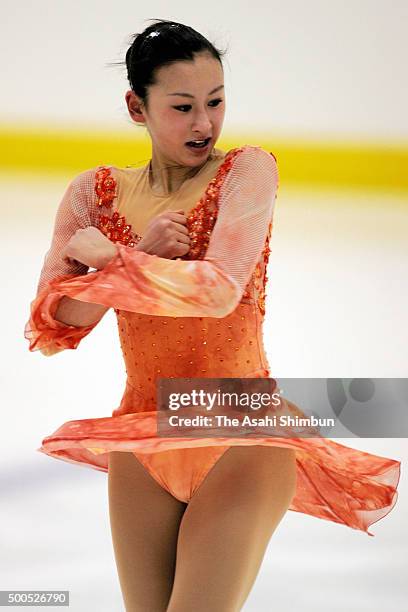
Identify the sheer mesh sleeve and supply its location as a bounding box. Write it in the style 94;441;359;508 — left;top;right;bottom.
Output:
28;146;278;319
204;146;278;290
24;170;102;356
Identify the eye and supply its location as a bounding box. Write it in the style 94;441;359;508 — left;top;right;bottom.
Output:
173;98;223;112
173;105;191;113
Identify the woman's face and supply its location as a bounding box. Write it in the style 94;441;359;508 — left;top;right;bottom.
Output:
126;52;226;166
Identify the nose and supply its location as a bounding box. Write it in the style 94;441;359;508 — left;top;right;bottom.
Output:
191;107;212;134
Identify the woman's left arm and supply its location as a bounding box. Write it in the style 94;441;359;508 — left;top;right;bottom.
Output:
36;146;279;319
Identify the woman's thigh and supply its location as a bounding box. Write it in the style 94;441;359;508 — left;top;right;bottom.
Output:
108;451;187;612
167;445;297;612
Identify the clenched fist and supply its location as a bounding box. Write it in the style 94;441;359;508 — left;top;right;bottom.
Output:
138;209;191;259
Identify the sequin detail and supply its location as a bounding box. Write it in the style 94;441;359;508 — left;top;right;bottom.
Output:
181;147;245;260
178;147;275;316
255;220;273;316
94;166;141;248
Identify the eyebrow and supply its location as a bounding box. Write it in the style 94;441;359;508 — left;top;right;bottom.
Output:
167;85;224;98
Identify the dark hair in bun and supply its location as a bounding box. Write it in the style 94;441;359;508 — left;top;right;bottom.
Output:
112;19;228;112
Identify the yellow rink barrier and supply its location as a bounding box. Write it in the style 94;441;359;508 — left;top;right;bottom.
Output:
0;123;407;196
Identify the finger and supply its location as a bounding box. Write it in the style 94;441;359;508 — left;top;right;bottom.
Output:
174;242;190;256
173;223;190;236
166;211;187;223
176;233;190;245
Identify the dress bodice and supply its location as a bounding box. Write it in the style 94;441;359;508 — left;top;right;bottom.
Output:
94;147;275;416
114;301;271;416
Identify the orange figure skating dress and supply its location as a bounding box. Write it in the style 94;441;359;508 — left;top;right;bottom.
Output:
24;144;401;536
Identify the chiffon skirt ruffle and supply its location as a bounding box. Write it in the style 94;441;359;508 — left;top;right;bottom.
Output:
37;399;401;538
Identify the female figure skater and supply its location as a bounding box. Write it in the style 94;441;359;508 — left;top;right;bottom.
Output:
25;19;400;612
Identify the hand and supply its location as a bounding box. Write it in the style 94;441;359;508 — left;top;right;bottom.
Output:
61;226;118;270
138;209;191;259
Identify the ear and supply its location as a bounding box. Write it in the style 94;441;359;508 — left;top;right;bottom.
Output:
125;90;145;125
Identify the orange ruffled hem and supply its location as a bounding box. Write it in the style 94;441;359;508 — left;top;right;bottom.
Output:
37;409;401;538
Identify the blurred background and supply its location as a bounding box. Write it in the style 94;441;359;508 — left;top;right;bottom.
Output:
2;1;407;610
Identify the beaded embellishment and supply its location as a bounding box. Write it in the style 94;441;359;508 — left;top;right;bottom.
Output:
191;147;275;317
181;147;245;260
94;147;276;317
240;226;272;316
255;220;272;316
94;166;142;248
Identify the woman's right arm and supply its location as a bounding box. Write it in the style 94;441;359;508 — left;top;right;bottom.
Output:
25;167;190;355
24;168;112;356
53;207;188;327
54;296;109;328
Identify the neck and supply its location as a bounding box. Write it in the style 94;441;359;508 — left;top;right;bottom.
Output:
149;148;215;196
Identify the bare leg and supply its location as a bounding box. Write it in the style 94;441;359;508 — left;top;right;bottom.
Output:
167;445;297;612
108;451;187;612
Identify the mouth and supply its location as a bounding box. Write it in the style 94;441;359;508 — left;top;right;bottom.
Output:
185;137;212;152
